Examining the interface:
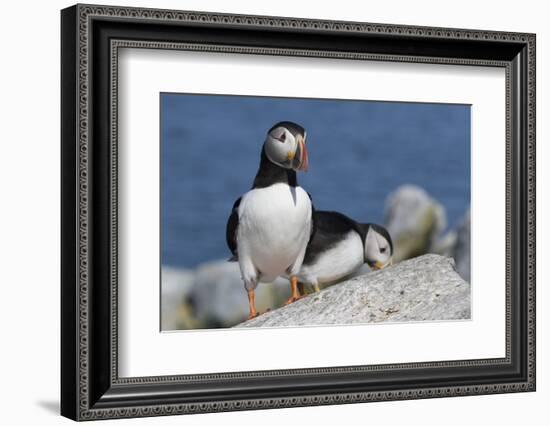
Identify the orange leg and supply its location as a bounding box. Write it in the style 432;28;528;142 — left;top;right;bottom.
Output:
285;276;305;305
247;289;259;320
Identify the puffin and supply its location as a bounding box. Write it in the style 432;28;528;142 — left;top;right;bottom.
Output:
295;211;393;293
226;121;313;319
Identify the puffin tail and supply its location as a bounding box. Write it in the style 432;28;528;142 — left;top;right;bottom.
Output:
227;255;238;262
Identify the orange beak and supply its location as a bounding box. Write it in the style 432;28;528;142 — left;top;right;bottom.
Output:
295;138;308;172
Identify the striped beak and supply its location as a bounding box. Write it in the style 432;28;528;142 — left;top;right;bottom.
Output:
370;258;392;270
292;137;308;172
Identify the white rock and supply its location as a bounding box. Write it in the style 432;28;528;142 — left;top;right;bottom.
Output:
189;260;290;328
385;185;446;261
237;254;470;328
453;209;471;282
160;267;195;330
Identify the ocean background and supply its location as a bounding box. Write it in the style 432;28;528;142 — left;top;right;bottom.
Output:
161;93;470;268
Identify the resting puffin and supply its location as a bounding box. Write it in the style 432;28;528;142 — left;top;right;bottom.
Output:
226;121;313;319
296;211;393;293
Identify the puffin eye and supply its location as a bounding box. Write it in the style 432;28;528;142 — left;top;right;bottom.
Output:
380;247;387;253
278;132;286;143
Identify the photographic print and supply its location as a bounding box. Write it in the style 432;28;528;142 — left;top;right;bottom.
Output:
61;6;535;419
160;93;471;330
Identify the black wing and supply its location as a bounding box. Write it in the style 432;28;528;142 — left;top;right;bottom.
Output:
303;210;358;266
225;197;241;261
307;191;316;243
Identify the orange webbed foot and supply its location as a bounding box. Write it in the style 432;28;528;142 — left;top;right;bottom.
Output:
247;307;270;320
285;276;306;305
284;294;306;305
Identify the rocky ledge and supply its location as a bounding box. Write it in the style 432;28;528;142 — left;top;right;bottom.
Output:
236;254;470;328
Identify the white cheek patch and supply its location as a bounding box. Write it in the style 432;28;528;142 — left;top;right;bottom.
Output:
364;228;380;261
282;130;297;158
375;234;389;262
289;134;297;155
365;229;392;264
265;128;296;166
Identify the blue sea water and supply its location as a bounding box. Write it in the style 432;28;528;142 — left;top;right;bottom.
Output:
161;94;470;268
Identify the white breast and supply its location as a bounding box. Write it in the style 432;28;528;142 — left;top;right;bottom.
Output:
298;231;364;285
237;183;312;282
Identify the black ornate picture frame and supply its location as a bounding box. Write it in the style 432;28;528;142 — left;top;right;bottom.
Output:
61;4;536;421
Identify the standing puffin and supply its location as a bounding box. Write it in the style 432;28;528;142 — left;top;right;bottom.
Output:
226;121;313;319
296;211;393;293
